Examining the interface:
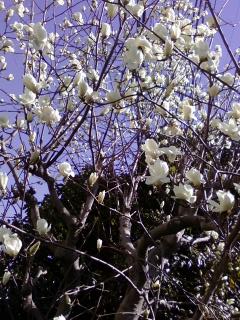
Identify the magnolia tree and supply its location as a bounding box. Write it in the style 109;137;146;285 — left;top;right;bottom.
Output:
0;0;240;319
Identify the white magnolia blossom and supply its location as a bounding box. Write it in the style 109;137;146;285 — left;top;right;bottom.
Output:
89;172;98;187
106;2;118;18
55;0;64;5
233;183;240;195
194;40;209;61
97;238;103;251
34;105;61;125
228;102;240;119
58;162;75;178
31;22;48;51
101;23;111;38
159;146;181;162
72;12;84;24
97;190;106;204
17;119;27;130
170;24;181;40
220;72;234;86
0;172;8;191
106;90;121;104
205;230;219;240
53;316;66;320
155;101;170;116
142;139;161;161
23;74;41;93
19;89;36;105
180;99;195;121
208;84;220;97
218;119;240;141
123;37;152;70
153;23;169;41
145;159;170;186
173;183;197;203
185;168;204;187
36;218;51;236
0;226;12;242
78;80;93;99
164;38;174;57
126;2;144;18
0;1;5;11
3;233;22;257
15;3;25;17
0;116;10;128
208;190;235;213
2;270;11;285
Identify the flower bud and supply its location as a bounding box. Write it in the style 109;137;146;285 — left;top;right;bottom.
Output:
97;238;102;252
2;271;11;285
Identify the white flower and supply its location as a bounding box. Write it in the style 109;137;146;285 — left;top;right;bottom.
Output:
220;72;234;86
19;89;36;105
185;168;204;187
89;172;98;187
159;146;181;162
208;84;220;97
78;80;93;99
233;183;240;195
0;116;10;128
208;190;235;213
2;270;11;285
180;99;195;121
123;37;151;70
123;45;144;71
0;1;5;11
217;242;225;252
15;3;25;17
194;40;209;61
155;101;170;116
0;172;8;191
53;316;66;320
106;2;118;18
1;38;14;52
106;90;121;103
153;23;168;41
97;191;106;204
23;74;40;93
210;118;221;129
34;105;61;125
164;7;175;22
101;23;111;38
3;233;22;257
170;24;181;40
36;218;51;236
145;159;170;186
228;102;240;119
164;38;174;57
58;162;75;178
0;226;12;242
142;139;161;160
72;12;84;24
16;119;27;130
31;22;48;51
126;2;144;18
173;183;196;203
55;0;64;5
97;238;102;251
205;230;219;240
73;70;86;86
218;119;240;141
